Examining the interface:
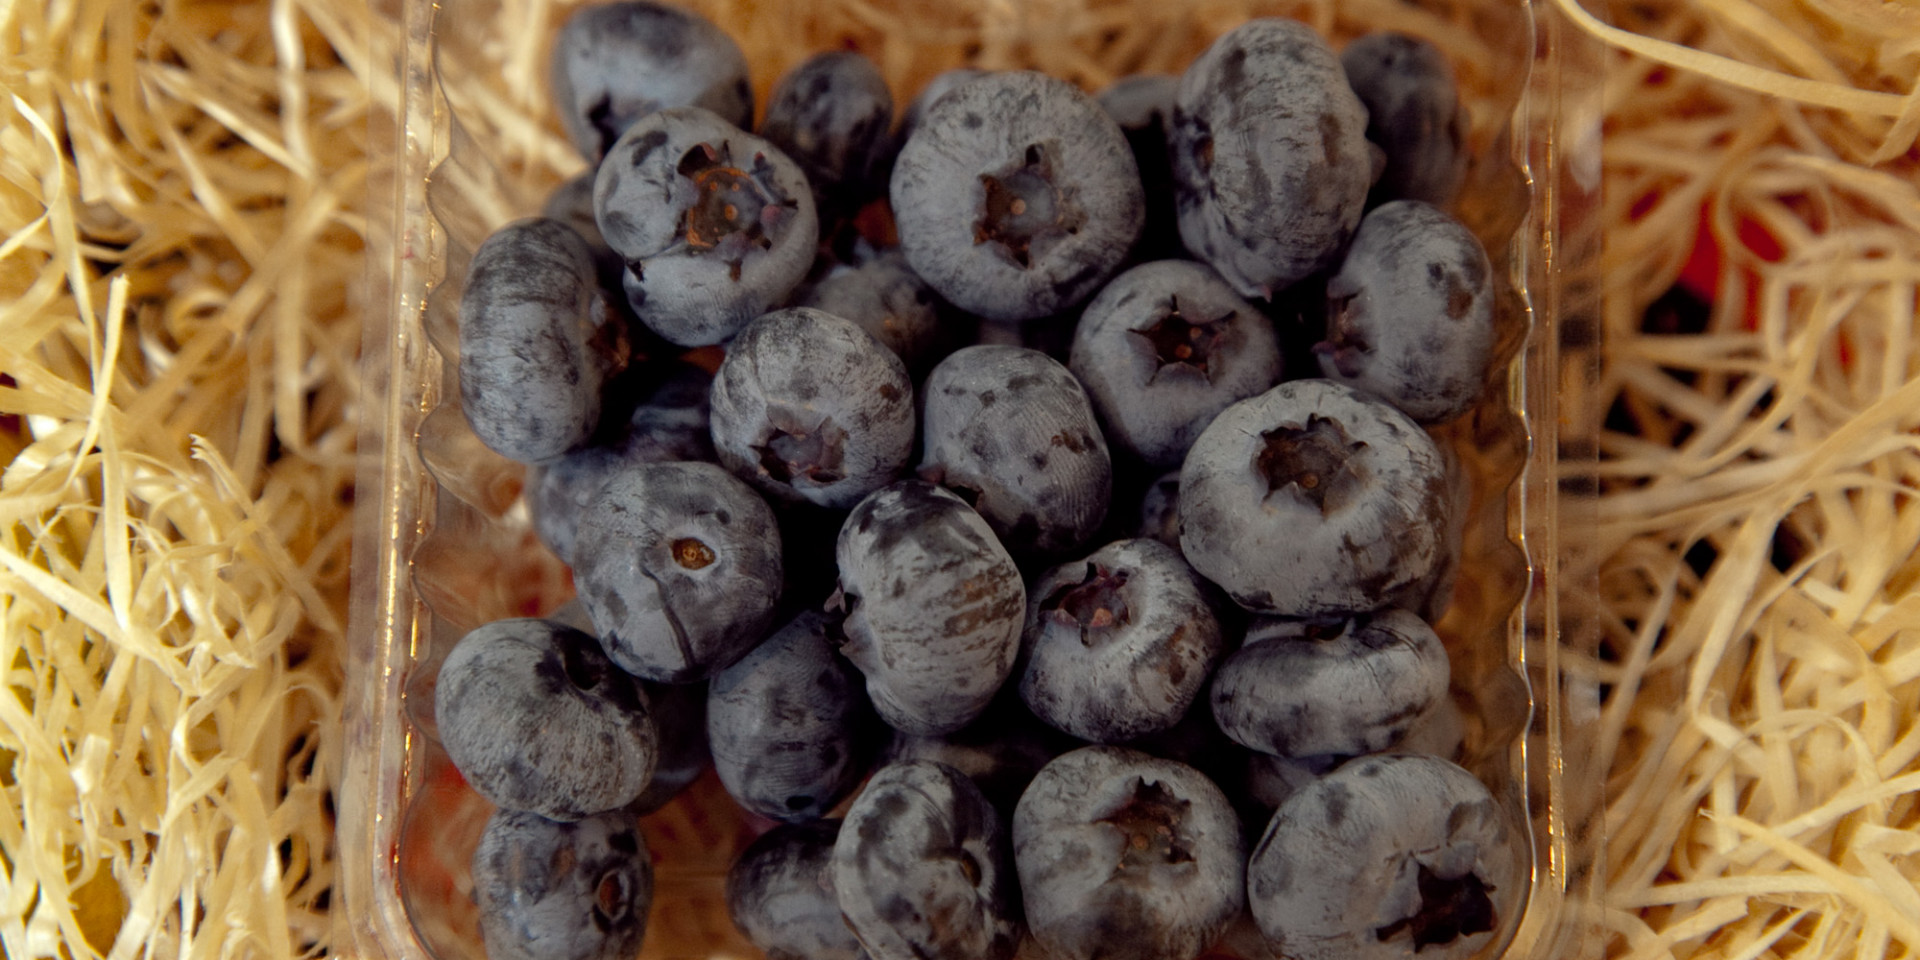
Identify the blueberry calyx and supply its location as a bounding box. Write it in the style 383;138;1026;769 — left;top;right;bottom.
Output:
670;537;715;570
590;869;632;932
754;418;848;485
1373;864;1496;951
1131;295;1232;382
1254;415;1369;514
1041;562;1132;640
975;143;1082;269
676;143;796;278
1099;778;1193;870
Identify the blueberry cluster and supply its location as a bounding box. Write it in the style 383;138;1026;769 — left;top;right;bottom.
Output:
439;5;1520;960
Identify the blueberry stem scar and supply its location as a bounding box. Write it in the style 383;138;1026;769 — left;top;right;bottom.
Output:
1254;415;1369;514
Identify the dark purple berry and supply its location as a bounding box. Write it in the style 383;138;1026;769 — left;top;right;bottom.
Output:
726;820;865;960
1341;32;1469;209
472;807;653;960
761;51;895;216
550;1;751;161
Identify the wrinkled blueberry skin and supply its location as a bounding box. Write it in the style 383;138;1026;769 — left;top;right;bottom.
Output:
892;71;1144;322
472;807;654;960
761;51;895;216
1178;379;1449;617
544;598;712;813
884;690;1080;817
435;619;656;821
726;820;867;960
709;307;916;510
595;108;819;346
574;461;783;682
1069;260;1283;468
527;363;716;565
1341;32;1469;209
1097;74;1183;264
1020;539;1224;743
1211;609;1450;758
1317;200;1495;424
459;218;622;464
1249;754;1518;960
920;346;1112;558
550;1;752;161
796;251;948;378
834;481;1026;737
1169;19;1373;299
1013;746;1244;960
833;760;1021;960
708;610;874;821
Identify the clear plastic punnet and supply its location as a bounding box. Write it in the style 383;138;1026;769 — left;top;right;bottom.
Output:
344;2;1608;957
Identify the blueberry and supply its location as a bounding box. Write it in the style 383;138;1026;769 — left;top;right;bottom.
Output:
1242;694;1466;813
920;345;1111;558
1317;200;1495;424
891;71;1143;322
459;218;623;464
545;598;713;812
1341;32;1469;209
709;307;916;510
708;610;873;821
760;51;895;217
1168;18;1373;299
550;1;751;161
434;618;656;820
526;363;716;565
1248;754;1518;960
1020;539;1223;743
1013;746;1243;960
895;68;986;147
1068;260;1283;468
471;807;653;960
1096;74;1183;264
595;108;819;346
796;250;948;377
884;691;1079;817
833;481;1025;736
573;460;783;682
1210;609;1450;758
832;760;1021;960
1178;379;1449;617
1135;469;1181;549
726;820;866;960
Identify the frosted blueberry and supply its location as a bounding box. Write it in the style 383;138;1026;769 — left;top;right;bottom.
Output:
471;807;653;960
1317;200;1495;424
833;760;1021;960
595;108;819;346
1178;379;1449;617
833;481;1025;736
573;461;783;682
796;250;948;377
434;618;656;821
726;820;866;960
761;51;895;216
892;71;1143;322
526;363;715;565
1069;260;1283;468
1210;609;1451;758
1341;32;1470;209
707;610;873;821
458;218;623;464
550;1;751;160
1169;19;1373;299
709;307;916;510
920;346;1111;558
1019;539;1224;743
1013;746;1244;960
1248;754;1518;960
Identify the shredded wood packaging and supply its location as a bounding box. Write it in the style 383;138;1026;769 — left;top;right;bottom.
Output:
0;0;1915;959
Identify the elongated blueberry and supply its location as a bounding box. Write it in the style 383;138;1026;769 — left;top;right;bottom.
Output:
726;820;865;960
1342;32;1469;209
